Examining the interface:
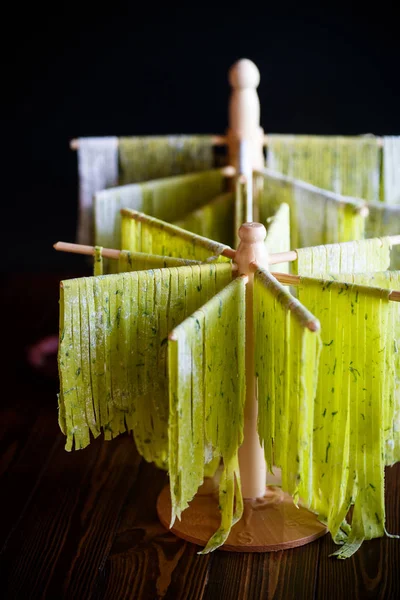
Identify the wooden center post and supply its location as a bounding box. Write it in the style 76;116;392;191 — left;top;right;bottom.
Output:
156;59;327;552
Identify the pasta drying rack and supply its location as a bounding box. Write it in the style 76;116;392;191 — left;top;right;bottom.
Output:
55;60;400;555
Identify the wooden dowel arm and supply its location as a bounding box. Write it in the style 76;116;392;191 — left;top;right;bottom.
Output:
55;235;400;268
251;266;400;304
54;241;236;261
268;250;298;265
70;135;384;151
267;235;400;266
69;135;271;151
53;241;121;260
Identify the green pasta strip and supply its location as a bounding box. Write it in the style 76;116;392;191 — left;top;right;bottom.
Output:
117;250;201;273
57;286;67;435
190;311;207;494
102;276;114;440
254;269;321;505
322;271;400;465
200;456;239;554
203;456;221;478
70;281;90;449
108;275;121;408
58;283;74;449
93;246;103;275
366;203;400;269
94;169;225;252
267;135;380;202
257;169;366;249
168;335;180;515
78;278;100;439
301;281;348;535
142;170;226;224
121;209;232;262
113;272;132;437
89;277;107;430
168;276;246;551
58;264;233;463
108;275;132;441
203;279;246;459
298;277;394;556
79;277;101;437
118;135;215;185
200;274;246;552
265;203;291;273
173;192;235;247
295;237;392;276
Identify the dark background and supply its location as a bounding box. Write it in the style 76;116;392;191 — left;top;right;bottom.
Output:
7;4;400;273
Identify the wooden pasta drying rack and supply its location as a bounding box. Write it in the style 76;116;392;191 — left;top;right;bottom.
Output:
62;60;399;553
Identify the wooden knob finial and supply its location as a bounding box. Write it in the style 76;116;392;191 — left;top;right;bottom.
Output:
238;222;266;244
229;59;260;90
227;59;264;174
235;222;268;277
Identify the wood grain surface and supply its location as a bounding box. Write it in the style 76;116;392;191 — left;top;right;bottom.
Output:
1;272;399;599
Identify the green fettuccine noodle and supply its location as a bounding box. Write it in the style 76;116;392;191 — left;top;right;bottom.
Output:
295;237;392;276
257;169;366;249
265;203;291;273
94;184;142;251
366;203;400;269
267;135;380;202
117;250;201;273
321;271;400;466
203;456;221;478
254;269;321;505
121;209;231;262
118;135;214;184
58;264;233;469
298;277;395;557
173;192;235;247
94;169;226;251
168;276;246;552
93;246;103;275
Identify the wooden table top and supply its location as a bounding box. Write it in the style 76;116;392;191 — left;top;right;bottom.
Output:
1;272;400;599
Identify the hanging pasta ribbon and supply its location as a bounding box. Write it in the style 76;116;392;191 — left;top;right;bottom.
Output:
94;169;227;252
257;169;366;249
320;270;400;467
297;277;396;557
168;276;246;552
174;192;235;247
58;263;233;469
254;268;321;505
93;246;103;275
120;209;232;262
117;250;201;273
366;203;400;269
264;203;291;273
295;237;392;276
267;135;380;202
118;135;215;184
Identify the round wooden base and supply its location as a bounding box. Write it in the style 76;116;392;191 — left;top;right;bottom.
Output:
157;482;327;552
